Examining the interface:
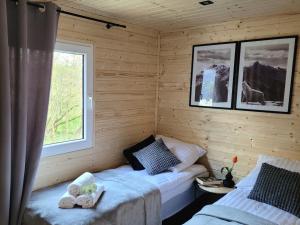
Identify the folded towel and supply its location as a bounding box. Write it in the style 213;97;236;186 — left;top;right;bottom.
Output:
67;172;95;196
76;184;104;208
58;192;76;209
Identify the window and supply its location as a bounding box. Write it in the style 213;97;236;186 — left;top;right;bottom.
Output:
42;41;93;157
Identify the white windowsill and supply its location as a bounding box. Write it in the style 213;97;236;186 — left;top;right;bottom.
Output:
42;139;93;158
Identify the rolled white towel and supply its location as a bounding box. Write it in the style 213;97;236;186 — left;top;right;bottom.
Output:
58;192;76;209
76;184;104;208
67;172;95;196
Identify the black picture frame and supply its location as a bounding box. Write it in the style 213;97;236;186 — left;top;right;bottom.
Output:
189;41;239;109
234;36;298;114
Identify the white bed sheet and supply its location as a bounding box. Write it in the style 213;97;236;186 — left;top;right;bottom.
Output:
215;188;300;225
113;164;208;203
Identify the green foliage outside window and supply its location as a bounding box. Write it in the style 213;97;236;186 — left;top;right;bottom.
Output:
44;51;83;145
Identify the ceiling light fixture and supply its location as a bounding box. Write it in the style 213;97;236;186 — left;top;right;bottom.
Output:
199;0;214;6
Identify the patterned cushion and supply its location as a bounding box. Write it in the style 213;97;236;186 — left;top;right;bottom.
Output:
123;135;155;170
133;139;181;175
248;163;300;217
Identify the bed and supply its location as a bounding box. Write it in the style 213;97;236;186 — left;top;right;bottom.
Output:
184;187;300;225
23;163;208;225
184;155;300;225
215;188;300;225
107;164;209;219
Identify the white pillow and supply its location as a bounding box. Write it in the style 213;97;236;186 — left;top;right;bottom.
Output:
156;135;206;172
236;154;300;189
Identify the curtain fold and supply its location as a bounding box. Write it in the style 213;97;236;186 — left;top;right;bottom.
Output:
0;1;60;225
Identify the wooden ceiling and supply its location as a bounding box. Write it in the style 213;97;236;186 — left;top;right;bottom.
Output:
54;0;300;31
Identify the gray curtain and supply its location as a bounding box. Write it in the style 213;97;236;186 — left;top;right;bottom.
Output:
0;1;60;225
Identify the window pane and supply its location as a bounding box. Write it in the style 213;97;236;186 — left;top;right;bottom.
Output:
44;51;83;146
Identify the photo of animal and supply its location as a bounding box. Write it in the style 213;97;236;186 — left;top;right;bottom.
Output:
236;36;297;113
241;81;265;105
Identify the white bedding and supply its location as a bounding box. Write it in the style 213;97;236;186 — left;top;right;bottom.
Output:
113;164;209;203
215;188;300;225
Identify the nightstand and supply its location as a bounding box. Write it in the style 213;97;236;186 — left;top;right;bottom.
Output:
163;180;234;225
196;183;234;194
194;182;226;204
194;178;235;205
163;182;230;225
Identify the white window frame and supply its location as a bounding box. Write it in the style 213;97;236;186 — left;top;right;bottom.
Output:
42;41;94;158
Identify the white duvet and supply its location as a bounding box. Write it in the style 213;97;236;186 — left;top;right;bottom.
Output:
215;188;300;225
113;164;208;203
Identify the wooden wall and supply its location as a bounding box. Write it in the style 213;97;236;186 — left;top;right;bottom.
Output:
35;12;300;189
157;14;300;179
34;15;159;189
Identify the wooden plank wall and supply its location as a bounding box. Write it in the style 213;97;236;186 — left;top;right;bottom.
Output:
35;13;300;189
157;14;300;179
34;15;159;189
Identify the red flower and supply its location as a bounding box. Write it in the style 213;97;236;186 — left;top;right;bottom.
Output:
232;156;238;164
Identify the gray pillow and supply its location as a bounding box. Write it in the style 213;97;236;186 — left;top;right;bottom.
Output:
248;163;300;217
133;139;181;175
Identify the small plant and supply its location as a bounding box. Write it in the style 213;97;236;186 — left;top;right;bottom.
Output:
80;183;97;194
221;156;238;188
221;156;238;174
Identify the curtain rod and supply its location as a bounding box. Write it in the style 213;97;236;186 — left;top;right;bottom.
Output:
14;0;127;29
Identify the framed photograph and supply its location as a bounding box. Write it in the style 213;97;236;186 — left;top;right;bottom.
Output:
235;36;297;113
190;42;237;109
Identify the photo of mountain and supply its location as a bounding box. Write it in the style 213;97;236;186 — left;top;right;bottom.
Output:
242;61;286;106
195;64;230;103
242;43;288;106
190;42;237;109
236;37;297;113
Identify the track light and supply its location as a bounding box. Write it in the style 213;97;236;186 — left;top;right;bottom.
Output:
199;0;214;6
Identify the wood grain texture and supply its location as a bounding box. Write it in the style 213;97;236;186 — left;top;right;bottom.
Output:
35;10;300;189
157;14;300;179
52;0;300;31
34;15;159;190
